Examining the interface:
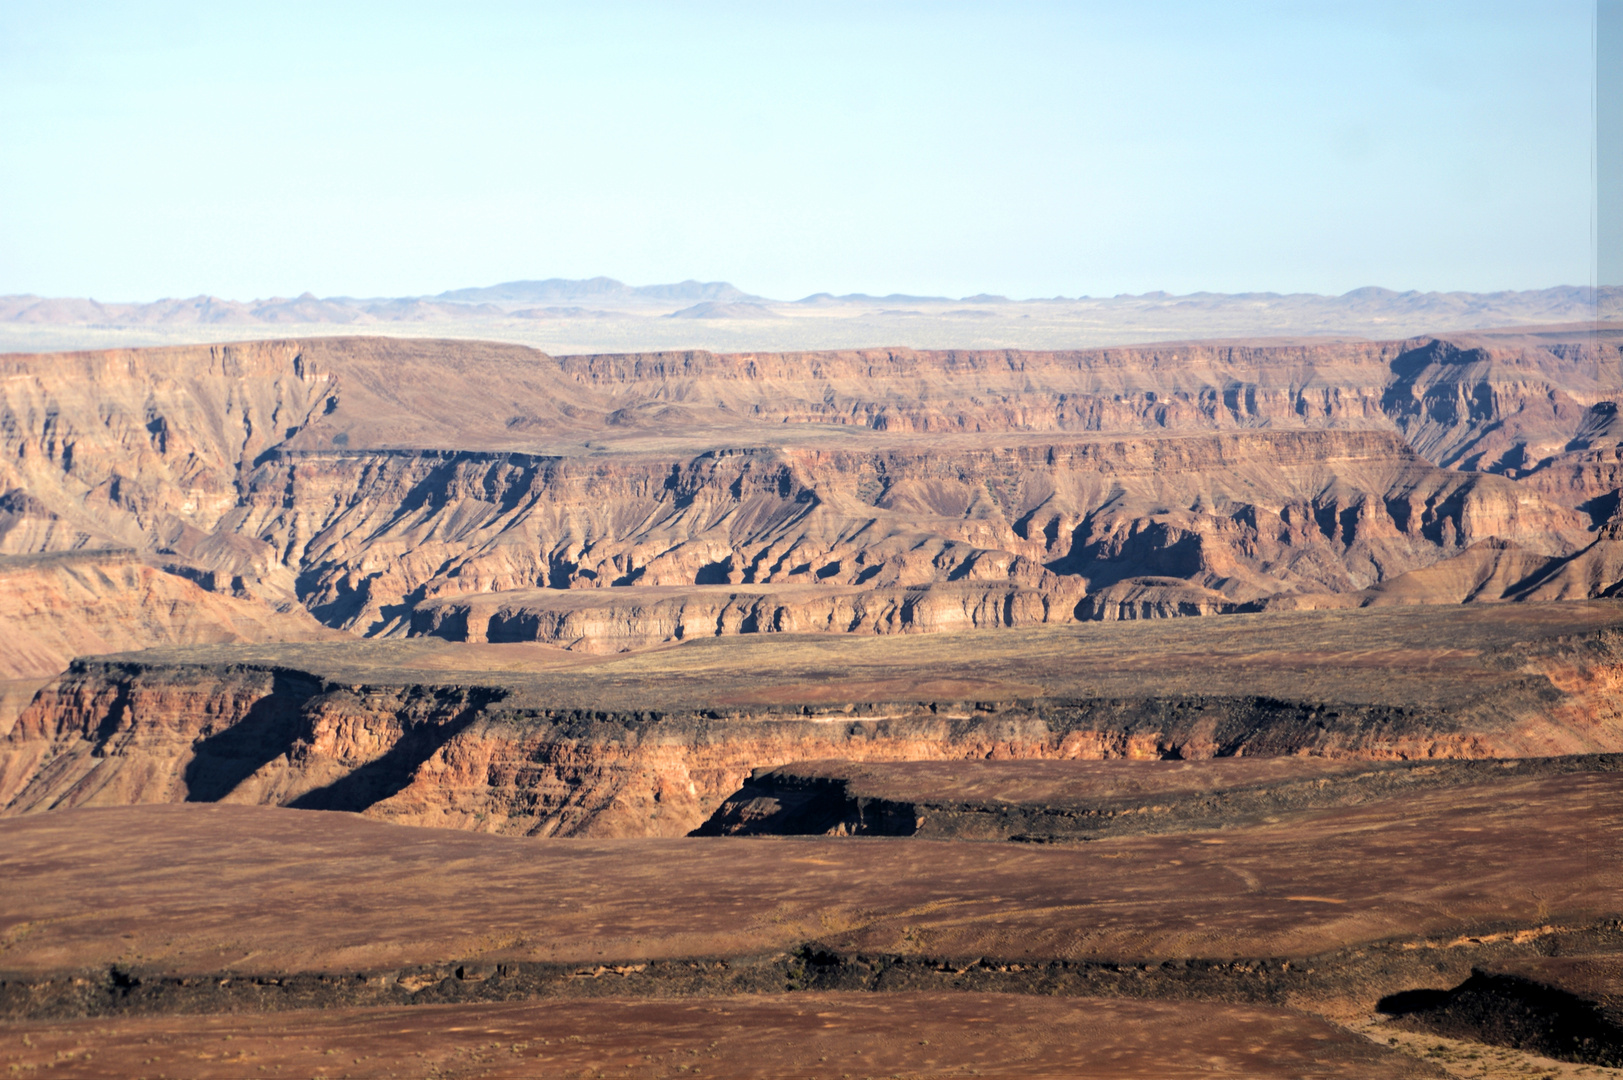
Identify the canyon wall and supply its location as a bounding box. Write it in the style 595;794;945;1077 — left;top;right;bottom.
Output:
3;332;1623;666
0;659;1556;838
0;550;329;685
9;605;1622;836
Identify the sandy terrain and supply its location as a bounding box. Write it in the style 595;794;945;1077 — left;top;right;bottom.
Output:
0;772;1614;980
0;994;1447;1079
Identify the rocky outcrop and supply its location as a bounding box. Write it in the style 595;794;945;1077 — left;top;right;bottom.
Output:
0;662;497;816
1380;956;1623;1066
1076;577;1233;620
409;580;1075;651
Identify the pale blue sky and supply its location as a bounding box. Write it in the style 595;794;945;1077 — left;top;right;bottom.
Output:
0;1;1596;301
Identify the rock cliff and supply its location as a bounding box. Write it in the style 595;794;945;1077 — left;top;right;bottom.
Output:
3;331;1622;661
8;604;1623;836
0;549;329;682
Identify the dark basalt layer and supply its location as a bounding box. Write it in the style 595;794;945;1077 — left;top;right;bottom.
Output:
6;924;1623;1024
1380;961;1623;1067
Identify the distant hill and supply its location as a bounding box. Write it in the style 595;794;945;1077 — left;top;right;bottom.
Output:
795;292;956;304
666;301;782;320
0;278;759;326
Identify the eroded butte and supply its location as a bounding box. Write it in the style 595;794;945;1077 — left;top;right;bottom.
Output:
2;329;1622;1076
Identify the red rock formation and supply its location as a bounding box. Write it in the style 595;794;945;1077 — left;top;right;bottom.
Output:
0;550;330;682
1;331;1621;661
10;604;1623;836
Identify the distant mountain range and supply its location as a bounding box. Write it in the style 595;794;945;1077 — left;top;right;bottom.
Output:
3;279;1620;359
1;279;1616;328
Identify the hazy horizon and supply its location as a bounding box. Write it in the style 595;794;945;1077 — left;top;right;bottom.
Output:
0;277;1606;308
1;276;1608;358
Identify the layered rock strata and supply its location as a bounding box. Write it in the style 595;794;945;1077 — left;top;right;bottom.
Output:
8;604;1623;836
0;549;329;682
4;332;1623;662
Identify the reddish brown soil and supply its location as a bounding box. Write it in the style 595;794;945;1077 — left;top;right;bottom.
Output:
0;772;1614;979
0;993;1445;1079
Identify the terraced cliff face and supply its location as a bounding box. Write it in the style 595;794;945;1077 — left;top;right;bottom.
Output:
8;604;1623;836
3;330;1622;665
0;657;1598;839
258;429;1587;638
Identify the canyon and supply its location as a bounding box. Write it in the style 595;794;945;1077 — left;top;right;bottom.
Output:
3;327;1623;1075
5;328;1623;674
